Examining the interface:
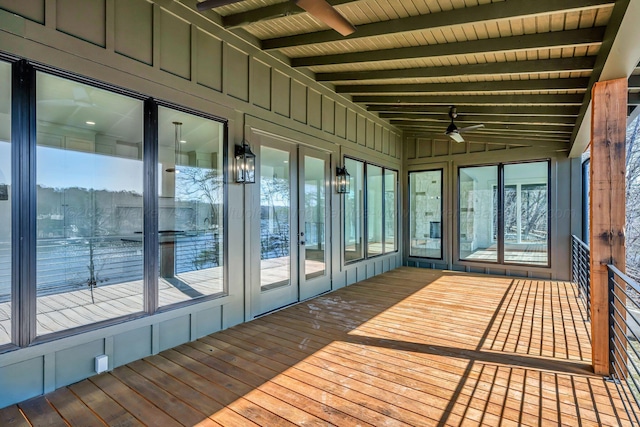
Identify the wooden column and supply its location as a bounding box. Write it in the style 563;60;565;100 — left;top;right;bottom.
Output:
590;78;627;376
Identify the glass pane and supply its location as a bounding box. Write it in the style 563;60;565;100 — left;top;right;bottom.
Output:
459;165;498;262
0;61;11;346
409;170;442;258
384;169;397;253
504;162;549;265
36;72;144;336
158;107;225;306
261;146;290;290
367;165;383;257
304;155;325;280
344;158;364;262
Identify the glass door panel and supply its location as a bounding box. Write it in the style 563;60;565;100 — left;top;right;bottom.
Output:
260;146;291;291
299;147;331;300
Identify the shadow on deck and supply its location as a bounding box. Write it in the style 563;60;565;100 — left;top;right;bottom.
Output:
1;267;634;426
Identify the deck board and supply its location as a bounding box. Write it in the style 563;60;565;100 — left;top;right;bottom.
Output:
0;267;636;426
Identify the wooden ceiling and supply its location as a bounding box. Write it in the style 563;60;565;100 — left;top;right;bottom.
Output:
200;0;640;148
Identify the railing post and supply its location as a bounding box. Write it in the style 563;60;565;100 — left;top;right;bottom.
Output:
608;267;615;377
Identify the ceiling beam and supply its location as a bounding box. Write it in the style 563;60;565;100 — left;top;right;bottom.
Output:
222;0;354;28
292;27;605;68
399;126;571;142
405;134;569;150
262;0;613;50
335;78;590;94
379;113;577;125
353;94;584;105
390;120;574;134
316;57;595;82
367;105;580;116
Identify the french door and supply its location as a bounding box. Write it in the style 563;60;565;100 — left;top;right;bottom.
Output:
249;135;331;317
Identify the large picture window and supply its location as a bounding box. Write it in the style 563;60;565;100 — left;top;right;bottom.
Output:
409;170;442;259
0;61;11;346
0;64;230;343
157;107;225;306
36;72;145;336
343;157;398;264
459;161;549;266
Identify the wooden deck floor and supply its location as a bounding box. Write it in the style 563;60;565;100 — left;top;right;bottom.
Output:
1;267;634;426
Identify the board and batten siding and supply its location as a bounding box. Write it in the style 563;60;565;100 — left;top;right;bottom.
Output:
0;0;401;408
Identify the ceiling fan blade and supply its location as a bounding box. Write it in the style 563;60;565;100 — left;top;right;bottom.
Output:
295;0;356;36
447;132;465;143
458;124;485;133
197;0;244;12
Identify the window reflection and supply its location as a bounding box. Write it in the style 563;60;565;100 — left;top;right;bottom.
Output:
158;107;225;306
0;61;11;345
36;72;144;336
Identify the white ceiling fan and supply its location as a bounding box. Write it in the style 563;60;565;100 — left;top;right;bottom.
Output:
196;0;356;36
445;106;484;143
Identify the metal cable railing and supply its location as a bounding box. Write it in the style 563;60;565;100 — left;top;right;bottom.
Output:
571;235;591;319
608;264;640;425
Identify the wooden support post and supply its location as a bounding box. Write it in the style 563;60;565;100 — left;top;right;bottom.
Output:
590;78;627;376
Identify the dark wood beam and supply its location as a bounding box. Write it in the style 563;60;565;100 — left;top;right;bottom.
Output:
367;105;580;116
222;0;354;28
353;94;584;105
336;78;590;94
317;57;595;82
262;0;613;50
292;28;605;67
379;113;577;125
390;120;573;134
590;78;627;376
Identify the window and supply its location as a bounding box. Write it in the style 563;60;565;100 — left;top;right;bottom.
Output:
157;107;225;306
503;162;549;265
36;72;145;336
344;158;364;262
459;161;549;266
343;157;397;264
367;165;383;257
409;170;442;259
384;169;397;254
0;61;11;346
459;165;498;262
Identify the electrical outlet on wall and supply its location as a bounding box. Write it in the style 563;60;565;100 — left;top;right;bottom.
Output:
95;355;109;374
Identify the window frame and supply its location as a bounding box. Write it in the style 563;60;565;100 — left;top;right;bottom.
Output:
343;155;398;266
457;159;551;268
4;60;229;349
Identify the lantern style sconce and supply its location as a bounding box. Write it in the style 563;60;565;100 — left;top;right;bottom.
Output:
336;165;350;194
235;143;256;184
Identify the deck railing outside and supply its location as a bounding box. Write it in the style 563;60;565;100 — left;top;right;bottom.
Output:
571;234;591;319
608;264;640;425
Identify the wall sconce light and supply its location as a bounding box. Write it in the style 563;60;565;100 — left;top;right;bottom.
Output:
336;166;350;193
235;143;256;184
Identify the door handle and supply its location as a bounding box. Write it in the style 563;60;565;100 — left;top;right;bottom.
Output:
300;241;305;246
